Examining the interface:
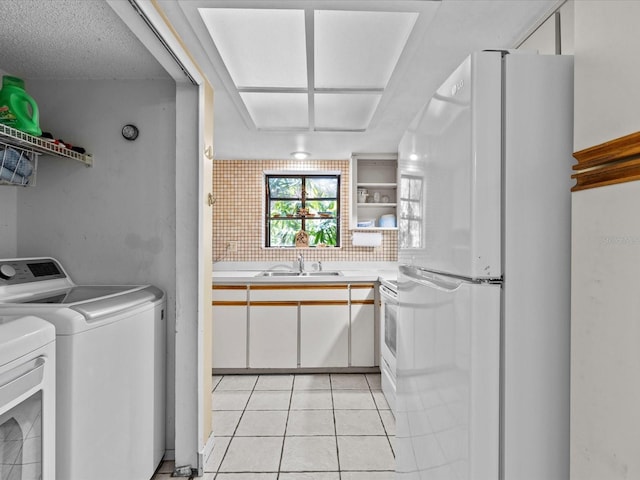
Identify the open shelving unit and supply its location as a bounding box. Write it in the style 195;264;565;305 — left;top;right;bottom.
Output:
349;153;398;230
0;123;93;186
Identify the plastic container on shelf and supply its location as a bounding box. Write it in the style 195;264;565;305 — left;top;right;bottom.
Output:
379;214;396;228
357;219;376;228
0;76;42;137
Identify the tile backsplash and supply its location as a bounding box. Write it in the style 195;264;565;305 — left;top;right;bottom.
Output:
212;159;398;263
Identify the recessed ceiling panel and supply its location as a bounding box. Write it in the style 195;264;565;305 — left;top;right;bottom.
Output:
240;92;308;129
315;10;419;89
199;8;307;88
315;93;382;130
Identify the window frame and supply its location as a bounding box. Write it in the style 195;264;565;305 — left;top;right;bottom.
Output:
264;172;341;248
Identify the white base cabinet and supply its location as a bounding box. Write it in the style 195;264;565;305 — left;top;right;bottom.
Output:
350;285;377;367
249;304;298;368
212;282;377;371
351;303;375;366
300;304;349;367
212;286;248;369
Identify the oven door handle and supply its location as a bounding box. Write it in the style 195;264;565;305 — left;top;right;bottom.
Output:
380;285;398;301
0;357;45;413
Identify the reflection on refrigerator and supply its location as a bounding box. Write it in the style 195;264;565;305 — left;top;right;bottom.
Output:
396;50;573;480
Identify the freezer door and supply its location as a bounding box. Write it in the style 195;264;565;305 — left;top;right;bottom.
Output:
398;51;502;279
395;266;501;479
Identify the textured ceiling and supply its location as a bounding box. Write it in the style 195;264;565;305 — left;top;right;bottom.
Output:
0;0;168;80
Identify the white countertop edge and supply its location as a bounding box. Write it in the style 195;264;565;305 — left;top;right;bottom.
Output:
213;261;399;271
212;263;398;284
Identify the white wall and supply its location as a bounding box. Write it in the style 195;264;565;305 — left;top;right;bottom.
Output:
0;64;17;257
0;188;17;257
574;0;640;151
15;78;178;454
518;0;574;55
571;2;640;479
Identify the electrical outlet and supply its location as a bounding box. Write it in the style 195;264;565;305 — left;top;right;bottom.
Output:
227;241;237;253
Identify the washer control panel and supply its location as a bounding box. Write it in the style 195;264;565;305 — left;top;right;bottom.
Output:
0;259;67;285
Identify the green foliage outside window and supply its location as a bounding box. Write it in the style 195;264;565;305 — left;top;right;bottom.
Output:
266;174;340;247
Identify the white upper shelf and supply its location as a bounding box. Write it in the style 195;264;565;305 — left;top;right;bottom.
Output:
0;124;92;166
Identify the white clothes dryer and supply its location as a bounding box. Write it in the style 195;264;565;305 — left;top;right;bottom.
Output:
0;258;166;480
0;314;56;480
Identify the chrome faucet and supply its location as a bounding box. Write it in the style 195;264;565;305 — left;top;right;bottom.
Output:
297;253;305;273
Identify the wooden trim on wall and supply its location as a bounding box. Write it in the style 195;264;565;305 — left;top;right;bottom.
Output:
351;299;375;305
572;131;640;191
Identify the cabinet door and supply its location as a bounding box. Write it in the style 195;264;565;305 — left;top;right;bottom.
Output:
300;304;349;368
351;303;375;367
249;304;298;368
212;305;247;368
350;285;376;367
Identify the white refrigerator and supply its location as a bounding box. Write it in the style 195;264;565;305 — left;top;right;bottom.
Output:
395;51;573;480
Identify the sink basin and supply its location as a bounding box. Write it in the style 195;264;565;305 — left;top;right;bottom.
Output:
257;271;342;277
258;271;299;277
299;271;342;276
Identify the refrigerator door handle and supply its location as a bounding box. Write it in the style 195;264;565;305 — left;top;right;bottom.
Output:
399;265;465;292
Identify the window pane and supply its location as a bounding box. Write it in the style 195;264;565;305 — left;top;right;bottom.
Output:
401;177;411;198
305;177;338;198
269;219;301;246
399;219;422;249
269;177;302;198
306;219;338;246
306;200;336;214
270;200;302;217
410;178;422;200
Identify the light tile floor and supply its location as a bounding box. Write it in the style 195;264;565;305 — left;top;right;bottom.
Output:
152;373;395;479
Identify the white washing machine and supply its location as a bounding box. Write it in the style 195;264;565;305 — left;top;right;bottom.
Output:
0;258;166;480
0;314;56;480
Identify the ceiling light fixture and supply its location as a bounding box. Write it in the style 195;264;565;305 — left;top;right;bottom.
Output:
291;151;310;160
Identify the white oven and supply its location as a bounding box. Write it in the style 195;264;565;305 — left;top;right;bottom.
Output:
379;279;397;413
0;315;56;480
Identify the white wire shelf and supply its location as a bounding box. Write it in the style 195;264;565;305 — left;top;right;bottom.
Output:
0;123;92;166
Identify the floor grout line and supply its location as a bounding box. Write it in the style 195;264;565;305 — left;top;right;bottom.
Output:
329;374;343;480
275;378;295;479
213;374;259;475
207;373;394;479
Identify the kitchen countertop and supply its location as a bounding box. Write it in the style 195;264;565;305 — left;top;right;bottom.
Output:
212;263;398;285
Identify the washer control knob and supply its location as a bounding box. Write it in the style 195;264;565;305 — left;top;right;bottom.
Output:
0;264;16;280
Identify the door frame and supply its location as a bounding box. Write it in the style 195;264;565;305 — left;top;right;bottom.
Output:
107;0;213;474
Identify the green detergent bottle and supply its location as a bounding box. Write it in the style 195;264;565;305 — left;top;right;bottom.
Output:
0;76;42;136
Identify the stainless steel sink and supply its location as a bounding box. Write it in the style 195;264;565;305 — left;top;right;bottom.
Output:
257;271;342;277
257;271;298;277
299;271;342;276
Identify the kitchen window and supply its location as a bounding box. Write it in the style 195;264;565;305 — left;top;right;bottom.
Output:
399;174;423;248
265;173;340;247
